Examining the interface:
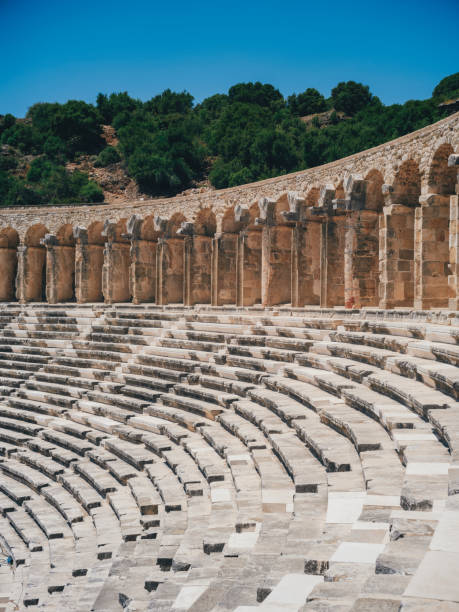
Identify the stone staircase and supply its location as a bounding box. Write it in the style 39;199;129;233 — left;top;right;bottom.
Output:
0;303;457;611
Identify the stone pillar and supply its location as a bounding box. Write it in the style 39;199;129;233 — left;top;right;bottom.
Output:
181;223;212;306
319;216;346;308
379;201;415;309
414;194;451;309
102;221;131;304
74;227;104;303
258;197;292;307
448;155;459;310
0;245;17;301
295;219;321;307
41;234;75;304
344;211;380;308
127;216;156;304
283;192;321;307
236;229;262;307
211;232;238;306
155;235;184;305
16;245;46;303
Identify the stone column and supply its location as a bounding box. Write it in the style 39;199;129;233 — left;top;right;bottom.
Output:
340;175;378;308
283;192;321;307
414;194;451;309
313;185;345;308
154;215;184;306
318;214;346;308
379;190;415;308
211;232;238;306
0;245;17;301
74;227;104;303
235;229;262;307
41;234;75;304
258;197;292;307
344;211;380;308
16;244;46;303
127;215;156;304
181;223;212;306
448;155;459;310
102;221;131;304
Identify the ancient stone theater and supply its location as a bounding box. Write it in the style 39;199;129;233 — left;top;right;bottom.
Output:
0;113;457;611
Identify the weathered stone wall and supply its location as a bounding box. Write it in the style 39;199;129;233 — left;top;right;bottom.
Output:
0;113;458;310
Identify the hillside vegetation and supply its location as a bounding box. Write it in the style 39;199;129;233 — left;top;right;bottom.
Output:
0;72;458;207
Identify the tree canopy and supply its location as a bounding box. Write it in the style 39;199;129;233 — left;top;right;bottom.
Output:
0;72;455;206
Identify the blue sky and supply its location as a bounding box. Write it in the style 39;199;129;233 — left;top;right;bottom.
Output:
1;0;458;117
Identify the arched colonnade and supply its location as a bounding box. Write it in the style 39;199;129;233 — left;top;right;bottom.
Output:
1;146;458;310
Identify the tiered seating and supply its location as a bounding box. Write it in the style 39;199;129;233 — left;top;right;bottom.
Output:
0;303;457;610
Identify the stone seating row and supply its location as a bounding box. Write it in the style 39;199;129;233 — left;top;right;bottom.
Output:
0;306;456;605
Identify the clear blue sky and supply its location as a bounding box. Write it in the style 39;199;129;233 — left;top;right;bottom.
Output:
1;0;458;117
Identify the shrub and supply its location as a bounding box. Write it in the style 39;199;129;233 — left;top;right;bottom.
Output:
94;146;121;167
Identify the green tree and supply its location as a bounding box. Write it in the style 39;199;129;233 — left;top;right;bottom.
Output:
288;88;326;116
331;81;373;115
433;72;459;100
228;82;284;109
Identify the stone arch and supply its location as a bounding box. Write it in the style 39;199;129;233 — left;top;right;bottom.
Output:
427;143;456;195
0;227;19;301
335;180;345;201
88;221;105;245
25;223;48;247
222;206;244;234
305;187;320;207
166;213;186;238
140;215;161;242
21;223;48;301
392;159;421;206
194;208;217;237
365;169;385;213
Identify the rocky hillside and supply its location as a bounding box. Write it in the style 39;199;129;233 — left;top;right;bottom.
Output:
0;72;458;207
